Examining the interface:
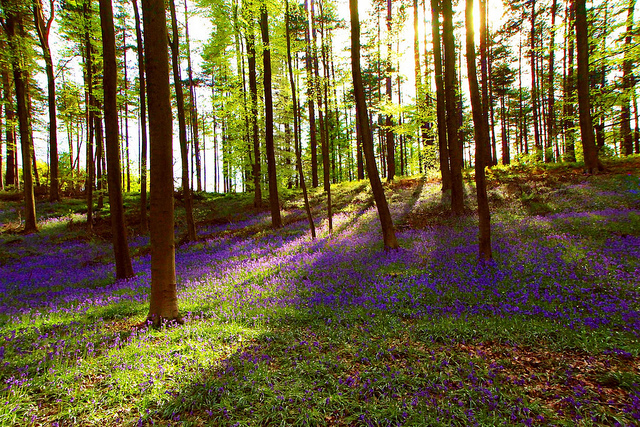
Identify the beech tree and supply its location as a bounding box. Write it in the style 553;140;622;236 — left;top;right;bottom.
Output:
0;0;37;233
142;0;180;323
350;0;398;251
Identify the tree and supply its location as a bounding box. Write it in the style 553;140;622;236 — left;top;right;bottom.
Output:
131;0;148;233
168;0;197;242
142;0;180;323
384;0;394;181
245;11;262;208
465;0;492;261
350;0;398;251
574;0;601;173
620;0;636;156
286;0;315;238
442;0;464;214
0;0;37;233
33;0;58;201
260;2;282;229
430;0;451;191
99;0;134;279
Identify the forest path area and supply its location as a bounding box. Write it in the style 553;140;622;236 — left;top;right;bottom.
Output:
0;159;639;426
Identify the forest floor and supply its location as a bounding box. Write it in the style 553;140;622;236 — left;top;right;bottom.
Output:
0;157;639;426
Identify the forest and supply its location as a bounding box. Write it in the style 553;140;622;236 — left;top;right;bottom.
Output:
1;0;640;423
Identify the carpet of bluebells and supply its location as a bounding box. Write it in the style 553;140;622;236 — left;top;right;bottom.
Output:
0;171;639;426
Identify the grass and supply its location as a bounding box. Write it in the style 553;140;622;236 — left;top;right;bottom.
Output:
0;160;639;426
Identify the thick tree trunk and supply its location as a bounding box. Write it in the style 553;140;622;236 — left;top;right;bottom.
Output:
465;0;492;261
99;0;134;279
141;0;180;324
132;0;148;233
286;0;315;238
1;4;37;232
260;5;282;229
442;0;464;214
574;0;601;173
169;0;197;242
350;0;398;251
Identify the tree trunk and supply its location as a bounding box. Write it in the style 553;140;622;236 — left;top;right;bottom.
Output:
286;0;315;238
430;0;451;191
442;0;464;214
620;0;636;156
3;71;17;187
183;0;201;192
99;0;134;279
260;4;282;229
530;0;542;161
564;4;576;162
545;0;557;162
479;0;492;167
304;0;319;188
169;0;197;242
141;0;180;324
33;0;58;201
574;0;601;173
246;32;262;208
83;0;95;232
1;3;37;232
132;0;148;233
317;5;332;231
385;0;395;181
350;0;398;251
465;0;492;261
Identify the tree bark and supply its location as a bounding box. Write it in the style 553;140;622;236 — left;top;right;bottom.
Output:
168;0;197;242
1;3;37;232
465;0;492;261
83;0;95;232
33;0;58;201
3;71;17;187
260;4;282;229
442;0;464;214
246;31;262;208
574;0;601;173
430;0;451;191
99;0;134;279
141;0;180;324
131;0;148;233
620;0;636;156
304;0;319;188
385;0;395;181
350;0;398;251
564;4;576;162
286;0;315;238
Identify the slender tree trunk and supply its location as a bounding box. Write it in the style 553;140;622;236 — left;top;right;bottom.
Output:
465;0;492;261
385;0;395;181
574;0;601;172
317;5;332;231
132;0;148;233
304;0;319;188
479;0;492;166
412;0;423;173
169;0;197;241
530;0;542;161
99;0;134;279
84;1;95;232
350;0;399;251
183;0;201;192
1;3;37;232
442;0;464;214
620;0;636;156
33;0;58;201
3;72;17;187
545;0;557;162
355;107;365;179
633;87;640;154
564;4;576;162
260;4;282;229
431;0;451;191
141;0;180;323
246;32;262;208
95;110;104;209
286;0;315;238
